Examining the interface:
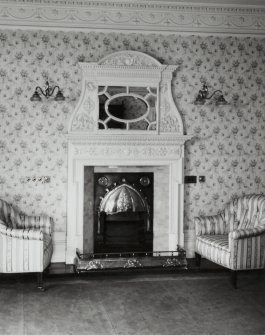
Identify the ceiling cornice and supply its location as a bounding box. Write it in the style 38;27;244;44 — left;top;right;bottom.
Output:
0;0;265;35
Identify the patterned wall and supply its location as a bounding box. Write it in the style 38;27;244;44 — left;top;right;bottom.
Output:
0;30;264;232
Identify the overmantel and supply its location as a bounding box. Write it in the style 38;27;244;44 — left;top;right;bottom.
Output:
68;50;186;135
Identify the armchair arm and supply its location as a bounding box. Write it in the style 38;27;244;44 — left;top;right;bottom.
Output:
0;220;53;273
229;225;265;270
0;223;43;240
19;214;53;235
194;213;225;236
229;225;265;240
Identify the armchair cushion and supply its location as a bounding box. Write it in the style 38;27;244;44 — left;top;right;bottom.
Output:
196;235;230;268
197;235;229;252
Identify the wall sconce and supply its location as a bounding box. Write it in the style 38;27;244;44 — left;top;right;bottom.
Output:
194;84;228;106
30;81;65;102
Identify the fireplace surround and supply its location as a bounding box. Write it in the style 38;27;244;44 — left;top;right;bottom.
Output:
66;51;192;264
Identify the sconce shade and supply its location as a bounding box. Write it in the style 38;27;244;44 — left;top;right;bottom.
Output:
30;91;42;102
216;95;228;106
54;90;65;101
194;96;205;105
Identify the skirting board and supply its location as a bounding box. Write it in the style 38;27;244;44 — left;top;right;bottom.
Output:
51;231;66;263
51;230;196;263
184;229;196;258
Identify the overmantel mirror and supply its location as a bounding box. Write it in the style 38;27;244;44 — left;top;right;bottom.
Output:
69;50;184;135
98;85;157;131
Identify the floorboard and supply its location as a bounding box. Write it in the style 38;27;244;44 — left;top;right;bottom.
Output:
0;260;264;335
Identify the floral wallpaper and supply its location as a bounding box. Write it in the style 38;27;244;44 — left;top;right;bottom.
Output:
0;30;264;232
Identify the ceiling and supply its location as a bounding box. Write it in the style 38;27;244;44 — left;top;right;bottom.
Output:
147;0;265;4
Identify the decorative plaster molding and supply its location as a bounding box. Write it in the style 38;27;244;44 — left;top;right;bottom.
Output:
67;133;192;160
67;133;192;146
73;145;182;160
0;0;265;35
99;51;162;67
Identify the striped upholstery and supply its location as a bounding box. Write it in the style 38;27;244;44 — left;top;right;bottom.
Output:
195;214;226;236
0;199;53;273
196;235;230;268
195;194;265;271
19;214;53;235
0;199;22;228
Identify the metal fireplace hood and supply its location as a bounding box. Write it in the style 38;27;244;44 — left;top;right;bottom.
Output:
99;184;148;215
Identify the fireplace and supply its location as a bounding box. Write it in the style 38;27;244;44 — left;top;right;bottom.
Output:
93;173;153;253
82;165;171;257
65;51;192;264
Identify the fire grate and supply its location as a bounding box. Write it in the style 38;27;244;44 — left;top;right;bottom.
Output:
74;245;187;273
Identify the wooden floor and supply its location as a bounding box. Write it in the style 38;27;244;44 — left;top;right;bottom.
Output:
0;262;265;335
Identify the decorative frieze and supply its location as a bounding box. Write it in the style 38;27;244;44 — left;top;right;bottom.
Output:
73;143;182;160
99;51;161;67
67;132;190;160
0;0;265;35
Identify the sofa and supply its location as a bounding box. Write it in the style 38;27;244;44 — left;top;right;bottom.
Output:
0;198;53;290
194;194;265;287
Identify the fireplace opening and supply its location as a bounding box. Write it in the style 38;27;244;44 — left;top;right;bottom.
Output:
94;173;153;254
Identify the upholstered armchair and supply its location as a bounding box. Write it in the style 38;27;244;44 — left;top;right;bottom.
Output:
0;198;53;290
194;194;265;287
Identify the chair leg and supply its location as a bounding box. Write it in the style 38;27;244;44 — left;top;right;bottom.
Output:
231;271;237;289
37;272;45;292
195;252;202;267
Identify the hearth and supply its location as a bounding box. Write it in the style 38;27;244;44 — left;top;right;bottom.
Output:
74;247;188;273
